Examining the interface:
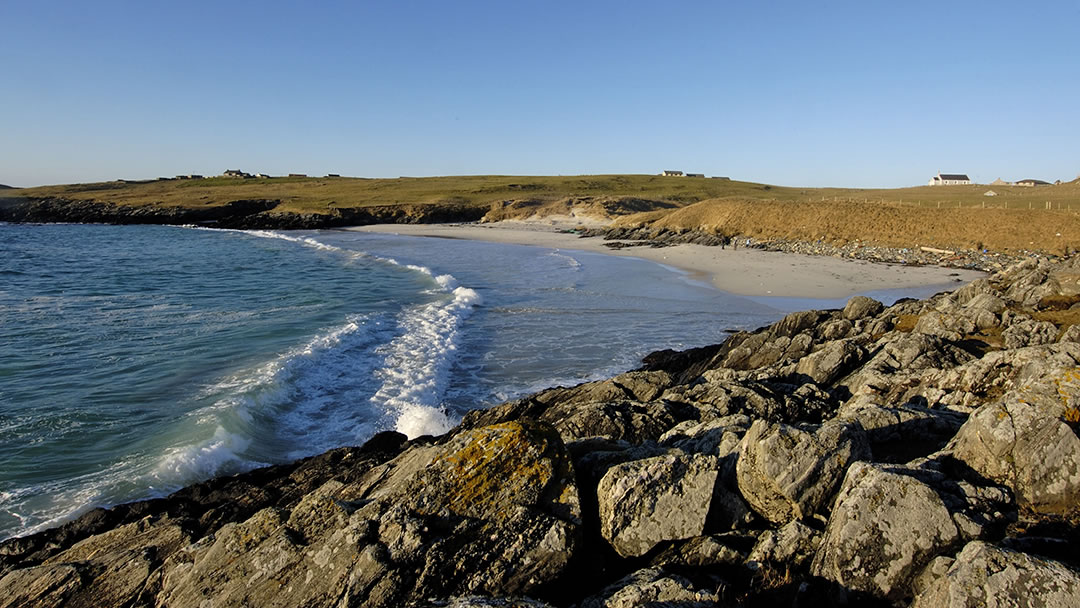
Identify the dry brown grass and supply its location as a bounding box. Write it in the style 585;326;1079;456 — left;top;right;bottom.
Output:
1032;309;1080;329
614;197;1080;254
894;315;920;332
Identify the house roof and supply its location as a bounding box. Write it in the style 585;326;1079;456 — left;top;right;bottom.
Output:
937;173;970;181
1016;179;1051;185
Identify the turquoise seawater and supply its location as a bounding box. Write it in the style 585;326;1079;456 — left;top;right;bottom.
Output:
0;223;786;540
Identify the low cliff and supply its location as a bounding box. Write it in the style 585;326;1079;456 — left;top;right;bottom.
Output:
0;197;488;229
3;257;1080;607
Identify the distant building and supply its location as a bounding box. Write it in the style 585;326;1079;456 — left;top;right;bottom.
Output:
223;169;253;178
288;173;308;178
661;170;684;177
175;174;204;180
990;178;1012;186
928;172;971;186
256;173;271;178
685;173;705;178
1015;179;1051;187
326;173;341;178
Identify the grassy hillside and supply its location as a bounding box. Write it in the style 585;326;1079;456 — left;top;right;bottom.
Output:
12;174;1080;213
8;173;1080;253
10;175;751;214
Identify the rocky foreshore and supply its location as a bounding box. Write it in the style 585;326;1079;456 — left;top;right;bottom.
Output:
580;226;1032;273
3;257;1080;607
0;197;487;229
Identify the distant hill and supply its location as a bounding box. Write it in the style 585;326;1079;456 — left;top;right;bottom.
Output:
4;174;1079;254
0;184;16;189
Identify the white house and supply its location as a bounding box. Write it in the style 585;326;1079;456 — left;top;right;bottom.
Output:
928;172;971;186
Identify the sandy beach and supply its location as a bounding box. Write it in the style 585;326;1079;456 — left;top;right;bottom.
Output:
350;219;987;300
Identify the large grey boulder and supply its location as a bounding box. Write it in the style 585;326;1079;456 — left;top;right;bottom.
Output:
811;462;960;603
794;338;867;386
843;295;885;321
912;541;1080;608
735;419;869;525
577;567;722;608
950;373;1080;515
597;454;721;557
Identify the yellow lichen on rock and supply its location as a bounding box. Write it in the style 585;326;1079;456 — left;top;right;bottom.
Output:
429;421;579;522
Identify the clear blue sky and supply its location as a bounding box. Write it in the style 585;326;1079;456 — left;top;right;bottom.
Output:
2;0;1077;188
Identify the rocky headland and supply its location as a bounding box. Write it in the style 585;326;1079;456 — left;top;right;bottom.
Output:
3;254;1080;607
0;196;487;229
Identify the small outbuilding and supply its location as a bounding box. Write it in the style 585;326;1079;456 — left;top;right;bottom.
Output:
661;170;684;177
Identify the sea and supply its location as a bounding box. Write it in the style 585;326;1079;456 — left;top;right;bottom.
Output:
0;223;951;541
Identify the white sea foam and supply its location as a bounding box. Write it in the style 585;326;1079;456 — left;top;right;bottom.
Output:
172;229;484;446
548;249;583;270
153;426;258;482
172;312;389;467
370;284;483;438
1;454;153;539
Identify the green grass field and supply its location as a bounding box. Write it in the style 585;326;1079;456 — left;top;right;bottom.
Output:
7;173;1080;214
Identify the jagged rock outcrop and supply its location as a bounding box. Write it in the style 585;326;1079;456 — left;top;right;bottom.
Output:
0;197;488;228
156;421;580;607
4;255;1080;607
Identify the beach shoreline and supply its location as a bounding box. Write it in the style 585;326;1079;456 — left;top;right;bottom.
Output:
349;220;986;300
